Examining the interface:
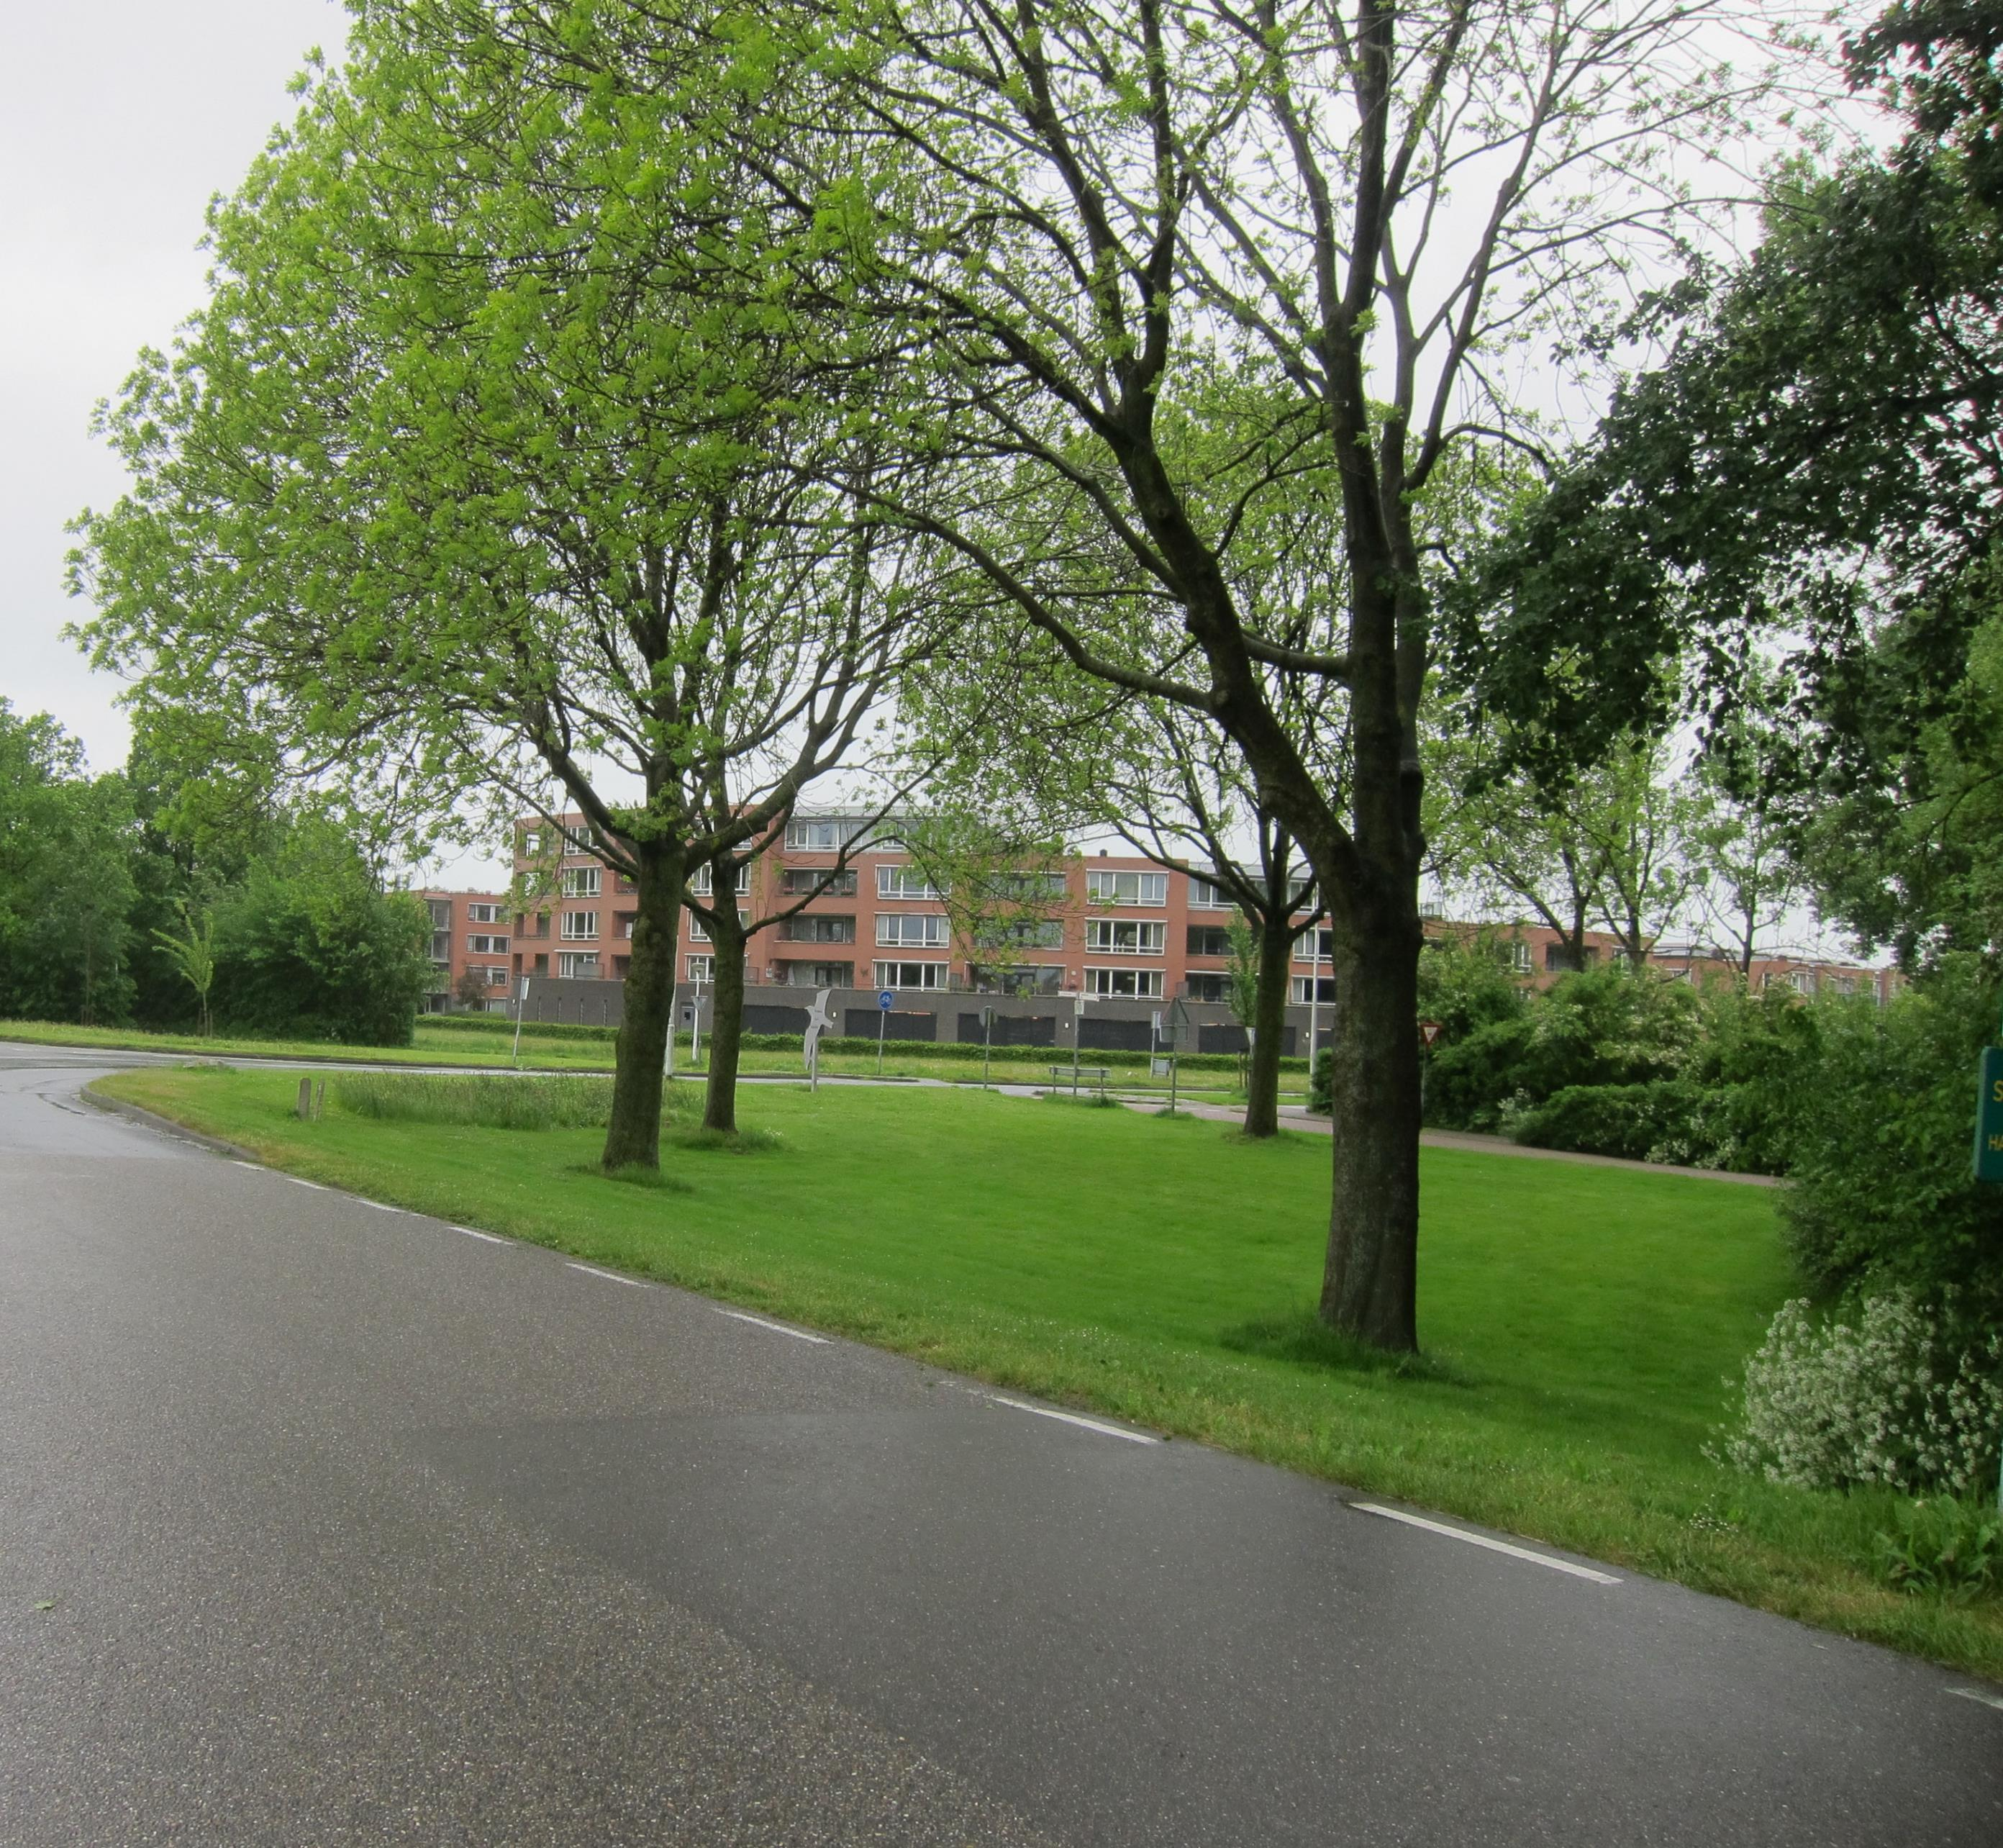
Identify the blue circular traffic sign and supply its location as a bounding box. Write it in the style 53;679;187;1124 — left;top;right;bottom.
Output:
878;990;896;1010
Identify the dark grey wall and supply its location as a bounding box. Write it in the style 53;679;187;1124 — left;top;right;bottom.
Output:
518;977;1334;1054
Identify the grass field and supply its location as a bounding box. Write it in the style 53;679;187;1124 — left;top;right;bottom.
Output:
90;1063;2003;1677
0;1015;1287;1100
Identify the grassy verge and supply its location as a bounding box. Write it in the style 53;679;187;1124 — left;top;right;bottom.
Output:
88;1064;2003;1679
1;1017;1292;1099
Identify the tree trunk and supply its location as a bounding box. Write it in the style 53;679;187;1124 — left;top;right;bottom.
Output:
601;838;684;1170
702;902;748;1134
1242;908;1293;1138
1317;904;1422;1352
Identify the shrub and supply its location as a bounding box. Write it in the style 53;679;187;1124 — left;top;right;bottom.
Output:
1511;1080;1702;1164
1780;955;2003;1321
1875;1497;2002;1600
1308;1048;1332;1113
1712;1292;2003;1496
332;1072;696;1130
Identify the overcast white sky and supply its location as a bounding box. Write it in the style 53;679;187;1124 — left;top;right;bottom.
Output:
1;0;345;774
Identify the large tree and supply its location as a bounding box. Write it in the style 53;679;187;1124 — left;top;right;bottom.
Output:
1456;0;2003;966
71;11;941;1165
678;0;1801;1345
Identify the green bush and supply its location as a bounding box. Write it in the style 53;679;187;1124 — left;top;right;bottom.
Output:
212;823;430;1046
1308;1048;1332;1113
1511;1080;1702;1163
1781;956;2003;1322
1876;1498;2002;1601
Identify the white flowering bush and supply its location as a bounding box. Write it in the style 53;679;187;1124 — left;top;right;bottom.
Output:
1712;1292;2003;1495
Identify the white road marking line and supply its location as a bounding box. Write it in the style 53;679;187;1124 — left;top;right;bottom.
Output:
986;1394;1160;1445
716;1308;830;1344
358;1200;404;1214
454;1226;510;1246
230;1161;261;1171
1350;1503;1621;1584
288;1177;325;1191
1948;1686;2003;1713
568;1262;646;1288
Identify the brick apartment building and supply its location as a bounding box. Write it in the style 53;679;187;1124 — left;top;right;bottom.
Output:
419;887;515;1015
414;809;1892;1040
487;810;1337;1053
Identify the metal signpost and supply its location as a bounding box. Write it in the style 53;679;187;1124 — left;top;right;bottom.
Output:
1974;1036;2003;1511
512;975;530;1067
877;988;895;1076
663;982;679;1081
981;1005;996;1090
1973;1045;2003;1184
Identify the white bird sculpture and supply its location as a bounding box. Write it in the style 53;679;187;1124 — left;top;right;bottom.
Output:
803;988;837;1085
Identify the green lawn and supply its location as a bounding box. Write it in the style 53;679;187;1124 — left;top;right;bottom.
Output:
0;1016;1289;1100
91;1064;2003;1677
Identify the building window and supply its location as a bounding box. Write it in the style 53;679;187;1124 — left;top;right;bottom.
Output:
1086;869;1166;907
787;817;882;853
787;961;855;988
555;951;600;979
1290;976;1337;1004
560;910;599;941
687;909;748;944
691;862;750;897
467;902;502;924
1789;968;1815;994
559;866;601;899
1186;925;1233;959
1184;972;1230;1002
686;955;715;983
968;963;1065;996
876;864;944;900
486;966;510;987
466;933;510;955
876;913;950;948
1501;938;1532;974
1306;926;1334;960
1830;974;1856;995
521;830;542;856
1188;877;1230;910
1085;918;1165;954
875;960;949;990
780;914;855;943
430;932;452;966
976;918;1063;950
781;866;858;897
614;873;637;895
1084;966;1163;998
1545;942;1594;973
616;912;636;939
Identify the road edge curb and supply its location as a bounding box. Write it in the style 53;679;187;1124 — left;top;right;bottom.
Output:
81;1082;262;1164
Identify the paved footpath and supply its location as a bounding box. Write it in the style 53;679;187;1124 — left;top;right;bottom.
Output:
1;1048;1997;1846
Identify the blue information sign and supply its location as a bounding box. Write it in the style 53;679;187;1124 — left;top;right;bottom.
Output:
879;990;896;1010
1974;1046;2003;1183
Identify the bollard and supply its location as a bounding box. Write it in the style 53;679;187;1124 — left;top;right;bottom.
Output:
296;1077;313;1120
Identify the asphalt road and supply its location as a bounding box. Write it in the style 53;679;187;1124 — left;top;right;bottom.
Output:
1;1049;1998;1847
